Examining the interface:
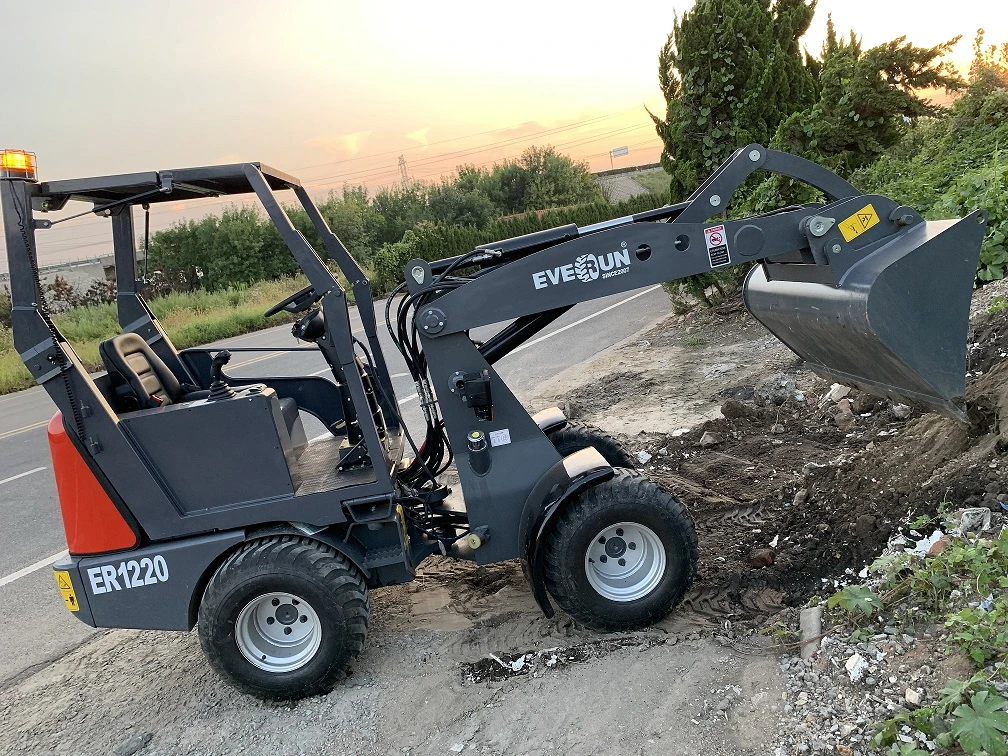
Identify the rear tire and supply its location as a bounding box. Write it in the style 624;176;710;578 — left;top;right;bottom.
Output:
198;536;369;700
543;469;697;631
549;420;636;468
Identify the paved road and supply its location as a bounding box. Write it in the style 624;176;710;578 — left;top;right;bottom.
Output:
0;286;666;684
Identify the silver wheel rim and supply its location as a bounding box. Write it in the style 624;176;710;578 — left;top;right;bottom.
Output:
584;521;666;602
235;591;322;673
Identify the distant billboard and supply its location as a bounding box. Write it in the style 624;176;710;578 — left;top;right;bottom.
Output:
610;146;629;158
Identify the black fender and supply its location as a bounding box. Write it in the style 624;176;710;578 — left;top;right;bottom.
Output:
532;406;568;434
518;447;614;618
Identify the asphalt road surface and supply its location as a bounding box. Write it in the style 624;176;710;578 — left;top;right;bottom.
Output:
0;286;666;685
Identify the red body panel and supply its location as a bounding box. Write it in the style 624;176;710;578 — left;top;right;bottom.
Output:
47;412;137;555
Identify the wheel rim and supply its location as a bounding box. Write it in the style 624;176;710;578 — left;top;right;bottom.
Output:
235;592;322;673
584;521;666;602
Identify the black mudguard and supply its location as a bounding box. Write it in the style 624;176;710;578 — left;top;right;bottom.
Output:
518;447;613;617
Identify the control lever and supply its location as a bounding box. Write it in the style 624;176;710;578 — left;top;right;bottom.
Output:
208;350;236;401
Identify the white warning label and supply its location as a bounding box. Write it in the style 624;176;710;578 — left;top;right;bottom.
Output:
704;224;731;268
489;429;511;447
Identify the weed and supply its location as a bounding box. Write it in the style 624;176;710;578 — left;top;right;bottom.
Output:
683;334;707;348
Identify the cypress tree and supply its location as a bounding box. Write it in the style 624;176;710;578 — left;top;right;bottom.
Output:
650;0;817;200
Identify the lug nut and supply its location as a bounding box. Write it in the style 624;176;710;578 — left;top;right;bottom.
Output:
284;627;292;635
266;617;275;625
618;558;626;567
599;555;608;563
271;598;280;606
300;615;308;623
615;528;624;536
598;536;606;544
629;542;636;550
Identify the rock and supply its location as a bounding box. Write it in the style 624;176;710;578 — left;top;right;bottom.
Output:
905;689;922;706
747;548;775;568
854;514;877;538
113;734;153;756
845;652;869;682
795;691;809;706
851;391;881;414
839;724;857;738
892;403;912;419
756;372;798;406
927;535;952;557
450;745;465;754
985;481;1001;494
636;450;653;465
793;489;808;507
771;423;786;434
834;399;857;431
828;383;851;402
836;746;854;756
720;398;749;419
799;606;823;660
700;432;721;448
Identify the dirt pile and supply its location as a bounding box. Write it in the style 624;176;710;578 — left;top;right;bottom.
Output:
623;304;1008;628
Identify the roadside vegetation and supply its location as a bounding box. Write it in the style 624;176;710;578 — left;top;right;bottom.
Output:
823;524;1008;755
0;277;303;395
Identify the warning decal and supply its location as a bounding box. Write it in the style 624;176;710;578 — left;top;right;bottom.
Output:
704;225;731;268
54;570;80;612
838;203;880;243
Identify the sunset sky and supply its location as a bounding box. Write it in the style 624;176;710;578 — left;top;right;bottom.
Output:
1;0;1002;269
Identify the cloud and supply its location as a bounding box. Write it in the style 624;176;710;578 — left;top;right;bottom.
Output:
307;130;372;157
406;127;430;148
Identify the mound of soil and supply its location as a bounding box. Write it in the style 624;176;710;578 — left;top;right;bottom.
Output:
631;306;1008;626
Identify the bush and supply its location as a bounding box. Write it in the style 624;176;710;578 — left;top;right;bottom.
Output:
369;192;668;294
0;286;10;329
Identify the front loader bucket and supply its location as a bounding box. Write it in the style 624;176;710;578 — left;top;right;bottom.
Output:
743;213;987;421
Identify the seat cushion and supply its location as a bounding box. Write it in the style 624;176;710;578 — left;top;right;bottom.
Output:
99;333;183;410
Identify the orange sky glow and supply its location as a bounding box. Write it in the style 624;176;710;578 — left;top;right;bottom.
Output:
1;0;1002;269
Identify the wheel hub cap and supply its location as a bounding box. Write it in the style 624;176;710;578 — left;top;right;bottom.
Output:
235;591;322;673
585;522;666;602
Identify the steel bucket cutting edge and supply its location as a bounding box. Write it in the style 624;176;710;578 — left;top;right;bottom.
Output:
743;213;988;422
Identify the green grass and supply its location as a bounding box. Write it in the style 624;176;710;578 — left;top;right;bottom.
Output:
630;169;673;199
0;276;310;395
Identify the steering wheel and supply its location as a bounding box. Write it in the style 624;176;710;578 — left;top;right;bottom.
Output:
263;285;320;317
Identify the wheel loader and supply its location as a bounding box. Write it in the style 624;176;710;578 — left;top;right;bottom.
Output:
0;145;986;699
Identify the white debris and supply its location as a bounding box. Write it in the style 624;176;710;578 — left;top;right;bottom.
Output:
451;744;465;753
907;529;945;557
892;403;912;419
509;654;527;672
845;652;869;682
828;383;851;402
636;450;653;464
957;507;992;534
769;534;779;548
905;689;922;706
671;427;690;437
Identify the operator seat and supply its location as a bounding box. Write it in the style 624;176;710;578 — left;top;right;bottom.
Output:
99;334;299;435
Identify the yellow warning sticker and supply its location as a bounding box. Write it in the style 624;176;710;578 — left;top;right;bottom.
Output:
54;570;80;612
838;203;880;243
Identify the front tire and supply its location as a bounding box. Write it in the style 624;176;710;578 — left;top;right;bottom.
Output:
198;536;369;700
549;420;636;469
543;469;697;631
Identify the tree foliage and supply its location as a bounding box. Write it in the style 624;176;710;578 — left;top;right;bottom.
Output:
146;146;603;292
649;0;817;200
773;16;963;174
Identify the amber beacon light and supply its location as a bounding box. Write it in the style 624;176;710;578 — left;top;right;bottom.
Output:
0;149;38;181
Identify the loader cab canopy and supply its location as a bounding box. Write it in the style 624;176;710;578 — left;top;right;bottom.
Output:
35;162;301;210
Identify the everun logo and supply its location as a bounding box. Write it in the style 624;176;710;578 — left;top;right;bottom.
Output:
574;254;600;282
532;243;631;289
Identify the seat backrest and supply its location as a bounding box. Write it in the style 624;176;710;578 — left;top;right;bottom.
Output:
99;333;182;411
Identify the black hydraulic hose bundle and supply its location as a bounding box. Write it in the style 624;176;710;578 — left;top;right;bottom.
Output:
382;252;495;544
